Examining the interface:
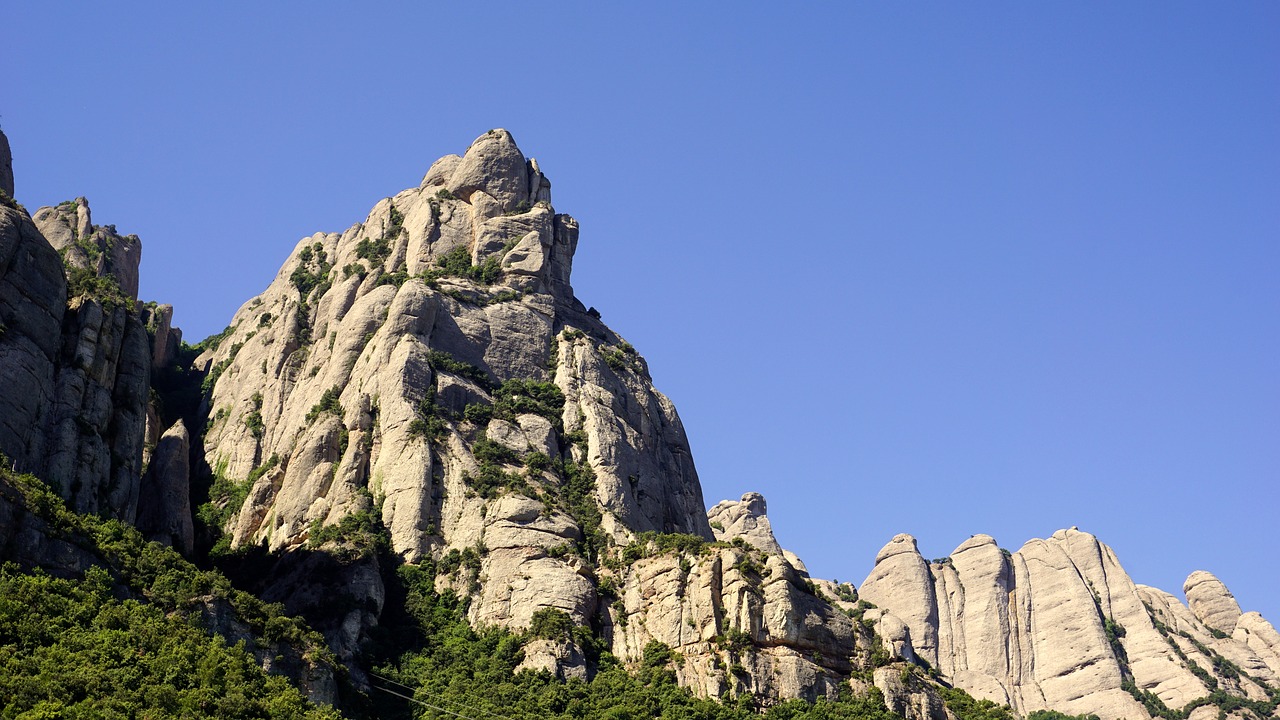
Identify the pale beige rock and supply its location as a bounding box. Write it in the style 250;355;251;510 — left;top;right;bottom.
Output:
859;528;1280;720
34;198;142;300
446;129;530;213
859;534;940;664
708;492;783;556
873;666;952;720
1184;570;1243;635
421;154;461;188
517;638;587;681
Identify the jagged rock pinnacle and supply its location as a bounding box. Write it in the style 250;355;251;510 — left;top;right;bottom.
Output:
0;129;14;198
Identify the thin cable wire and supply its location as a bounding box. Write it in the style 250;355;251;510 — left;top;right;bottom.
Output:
368;677;479;720
368;672;521;720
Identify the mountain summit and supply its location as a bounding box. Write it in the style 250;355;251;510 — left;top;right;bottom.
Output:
0;128;1276;720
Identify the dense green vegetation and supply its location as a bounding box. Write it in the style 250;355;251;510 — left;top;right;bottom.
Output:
0;565;338;719
65;263;136;312
368;563;903;720
0;464;339;718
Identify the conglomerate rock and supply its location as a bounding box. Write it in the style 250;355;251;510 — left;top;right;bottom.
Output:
0;157;154;525
859;528;1280;720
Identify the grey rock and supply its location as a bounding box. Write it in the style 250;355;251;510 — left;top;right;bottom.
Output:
446;129;530;213
0;206;66;474
136;420;194;555
0;129;12;198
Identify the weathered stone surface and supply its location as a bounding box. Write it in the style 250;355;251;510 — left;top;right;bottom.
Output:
0;195;152;524
136;419;194;555
873;667;951;720
0;129;13;198
446;129;530;212
1235;612;1280;678
0;205;66;474
144;303;177;367
1184;570;1243;635
859;528;1280;720
860;534;940;664
43;296;151;520
34;198;142;300
708;492;783;555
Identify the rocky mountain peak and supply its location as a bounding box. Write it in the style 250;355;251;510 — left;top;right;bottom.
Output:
1183;570;1244;635
189;131;711;660
33;197;142;301
0;129;13;198
434;128;543;213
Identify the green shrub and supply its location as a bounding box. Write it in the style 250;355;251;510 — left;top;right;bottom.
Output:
304;386;343;424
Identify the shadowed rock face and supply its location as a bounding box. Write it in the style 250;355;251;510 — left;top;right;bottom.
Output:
1;130;13;198
0;158;152;523
859;528;1280;720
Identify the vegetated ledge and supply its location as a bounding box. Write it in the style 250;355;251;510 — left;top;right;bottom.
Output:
0;457;343;718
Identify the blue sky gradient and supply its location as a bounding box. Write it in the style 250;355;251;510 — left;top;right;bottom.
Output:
7;4;1278;622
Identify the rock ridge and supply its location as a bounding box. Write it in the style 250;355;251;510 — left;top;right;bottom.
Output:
859;528;1280;720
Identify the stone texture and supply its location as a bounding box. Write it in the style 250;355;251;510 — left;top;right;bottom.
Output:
860;529;1280;720
34;198;142;300
194;132;722;676
1184;570;1243;635
0;129;13;198
708;492;783;555
136;419;194;555
0;205;66;474
446;129;530;212
0;194;153;524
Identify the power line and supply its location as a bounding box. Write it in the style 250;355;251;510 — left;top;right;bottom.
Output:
368;677;478;720
368;672;521;720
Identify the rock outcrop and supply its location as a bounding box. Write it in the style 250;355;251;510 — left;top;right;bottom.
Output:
0;144;163;528
0;129;13;199
0;190;66;476
602;492;869;701
30;200;151;520
859;528;1280;720
136;419;194;555
1184;570;1244;635
10;125;1270;716
195;129;714;666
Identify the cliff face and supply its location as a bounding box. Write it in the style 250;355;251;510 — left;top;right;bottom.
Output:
0;129;179;538
191;130;1280;713
195;129;711;646
859;529;1280;720
2;126;1275;717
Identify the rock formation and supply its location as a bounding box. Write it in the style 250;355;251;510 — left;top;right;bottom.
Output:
136;419;195;555
0;132;173;532
195;130;709;641
0;129;13;199
859;528;1280;720
1;125;1275;718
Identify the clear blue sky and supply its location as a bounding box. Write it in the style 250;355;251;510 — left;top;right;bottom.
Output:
7;4;1278;623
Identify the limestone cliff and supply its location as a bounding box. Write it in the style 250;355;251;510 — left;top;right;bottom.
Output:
859;529;1280;720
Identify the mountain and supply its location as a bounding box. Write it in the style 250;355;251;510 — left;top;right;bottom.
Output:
0;127;1276;720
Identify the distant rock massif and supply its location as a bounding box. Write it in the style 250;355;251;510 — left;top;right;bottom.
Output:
0;128;1276;719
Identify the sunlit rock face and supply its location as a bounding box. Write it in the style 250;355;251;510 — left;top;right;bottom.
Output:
860;528;1280;720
